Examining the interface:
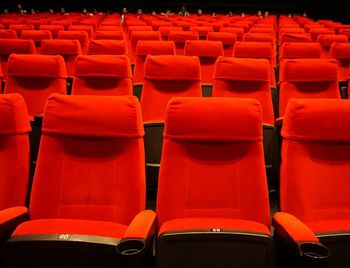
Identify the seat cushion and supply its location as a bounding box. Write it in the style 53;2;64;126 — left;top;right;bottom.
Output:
12;219;128;239
159;218;271;237
307;220;350;235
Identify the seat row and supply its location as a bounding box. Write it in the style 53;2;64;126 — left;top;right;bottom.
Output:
1;93;350;268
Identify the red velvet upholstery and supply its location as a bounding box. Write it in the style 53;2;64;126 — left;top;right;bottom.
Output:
9;24;34;36
168;31;199;55
157;97;270;231
134;41;175;85
72;55;132;96
41;40;82;77
87;40;127;55
233;41;276;86
279;33;311;46
317;34;348;58
129;31;161;63
21;30;52;50
51;20;71;30
39;25;64;38
310;28;335;42
4;54;67;119
279;42;321;63
207;32;237;57
213;57;274;125
150;21;172;31
0;39;36;79
141;55;202;122
330;43;350;81
95;30;124;40
57;30;90;54
0;93;31;210
159;26;182;40
221;27;244;41
189;26;213;38
68;25;94;38
0;30;17;39
279;59;340;117
184;40;223;84
244;33;275;43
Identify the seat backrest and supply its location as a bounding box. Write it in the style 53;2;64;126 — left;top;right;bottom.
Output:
317;34;348;58
21;30;52;47
9;24;34;36
244;32;275;43
280;98;350;222
184;40;223;84
279;59;340;117
220;27;244;41
4;54;67;119
38;25;64;38
141;55;202;122
310;28;335;42
29;94;145;225
159;26;182;40
95;30;124;40
68;25;94;38
57;30;90;54
168;31;199;55
51;20;72;30
129;31;161;62
189;26;213;38
279;33;311;46
207;32;237;57
330;42;350;81
72;55;132;96
87;40;127;55
134;41;175;85
156;97;270;228
0;93;31;210
0;29;17;39
279;42;321;63
213;57;274;125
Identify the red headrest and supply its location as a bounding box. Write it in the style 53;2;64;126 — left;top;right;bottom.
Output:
318;34;348;47
0;93;31;135
42;94;144;138
168;31;199;43
87;40;127;55
233;41;273;59
330;43;350;59
164;97;262;142
214;57;270;82
207;32;237;44
41;40;82;55
7;54;66;78
136;41;175;56
189;26;213;33
279;33;311;43
0;39;36;55
0;30;17;39
280;42;321;59
184;40;223;57
128;26;152;32
39;25;64;33
144;55;200;81
221;27;244;34
51;20;72;27
159;27;182;36
310;28;335;34
9;24;34;32
130;31;161;43
282;98;350;141
250;27;274;34
75;55;131;78
244;33;274;42
280;59;338;82
21;30;52;40
95;30;124;40
58;30;89;40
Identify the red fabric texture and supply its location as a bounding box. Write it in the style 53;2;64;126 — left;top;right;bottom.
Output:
51;20;72;30
279;33;311;46
307;220;350;234
0;94;30;210
159;26;182;39
0;30;17;39
279;42;321;62
0;207;28;226
68;25;94;38
318;34;348;58
123;210;156;239
244;33;275;43
280;98;350;224
95;30;124;40
213;57;274;125
21;30;52;42
12;219;127;239
310;28;335;41
30;94;145;226
159;218;271;237
221;27;244;41
57;31;90;53
72;55;132;96
133;41;175;84
39;25;64;38
279;59;339;116
87;40;127;55
141;55;202;122
330;42;350;81
250;27;274;34
4;54;67;118
189;26;213;37
129;31;161;62
207;32;237;57
168;31;199;55
9;24;34;34
157;97;270;229
150;21;172;31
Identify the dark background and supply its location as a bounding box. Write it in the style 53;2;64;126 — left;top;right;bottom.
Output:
1;0;349;24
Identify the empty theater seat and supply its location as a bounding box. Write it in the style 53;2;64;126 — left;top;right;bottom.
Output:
279;42;321;63
95;30;124;40
310;28;335;42
273;98;350;268
189;26;213;39
156;97;274;268
207;32;237;57
279;59;340;117
279;33;311;46
40;39;82;78
9;24;34;37
38;25;64;38
68;25;94;38
72;55;132;96
133;41;175;85
87;40;127;55
4;54;67;119
330;42;350;82
184;40;223;85
0;29;17;39
129;31;161;63
168;31;199;55
0;93;31;239
2;94;156;268
21;30;52;49
159;26;182;40
317;34;348;58
58;31;90;54
221;27;245;41
0;39;36;80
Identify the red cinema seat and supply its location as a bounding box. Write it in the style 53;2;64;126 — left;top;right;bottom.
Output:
279;42;321;64
317;34;348;58
150;21;172;31
250;27;275;34
279;33;311;46
129;31;161;63
159;26;182;40
41;39;82;77
72;55;132;96
4;54;67;119
310;28;335;42
0;19;22;29
0;93;31;239
0;30;17;39
207;32;237;57
127;26;153;38
50;20;72;30
58;31;90;54
330;42;350;82
244;32;276;66
273;98;350;268
68;25;94;39
2;94;155;268
133;41;175;85
9;24;34;37
230;21;250;32
0;39;36;80
38;25;64;38
87;40;127;55
233;41;276;86
213;57;274;125
184;40;223;85
21;30;52;50
168;31;199;55
156;97;274;268
339;28;350;41
173;21;192;31
279;59;340;117
95;30;124;40
189;26;213;39
97;26;122;31
221;27;245;41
